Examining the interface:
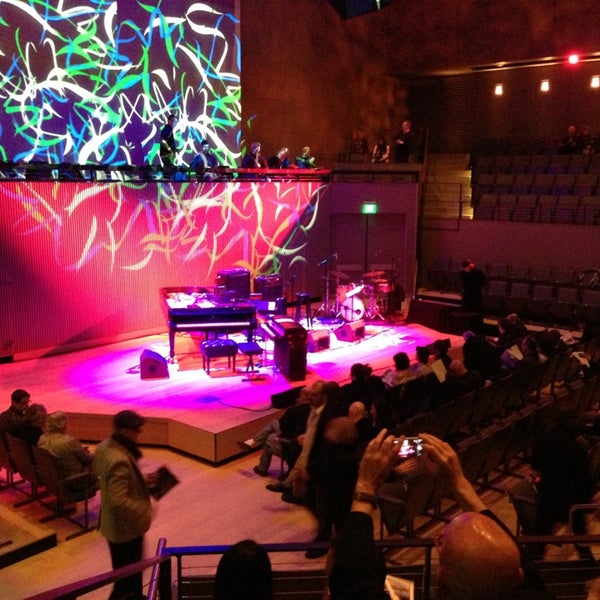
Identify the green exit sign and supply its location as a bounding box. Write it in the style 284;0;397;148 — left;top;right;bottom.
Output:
361;203;378;214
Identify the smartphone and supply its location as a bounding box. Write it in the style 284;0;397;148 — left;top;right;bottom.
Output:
394;436;424;459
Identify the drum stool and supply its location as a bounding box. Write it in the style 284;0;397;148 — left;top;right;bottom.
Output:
237;341;265;380
295;292;313;328
200;339;238;375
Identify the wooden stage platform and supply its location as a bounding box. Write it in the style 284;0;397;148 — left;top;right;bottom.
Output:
0;321;463;465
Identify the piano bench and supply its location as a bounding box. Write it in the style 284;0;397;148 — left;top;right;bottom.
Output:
200;339;238;375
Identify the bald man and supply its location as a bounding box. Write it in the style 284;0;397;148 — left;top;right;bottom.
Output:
436;511;523;600
329;431;550;600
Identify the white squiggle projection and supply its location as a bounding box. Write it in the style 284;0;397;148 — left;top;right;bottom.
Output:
0;0;240;167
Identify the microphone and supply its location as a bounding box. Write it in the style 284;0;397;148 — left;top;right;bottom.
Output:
318;257;328;266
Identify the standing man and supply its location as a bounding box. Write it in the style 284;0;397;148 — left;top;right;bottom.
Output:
394;119;414;163
159;113;178;176
94;410;152;600
459;258;486;313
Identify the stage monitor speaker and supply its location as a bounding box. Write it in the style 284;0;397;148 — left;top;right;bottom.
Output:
307;329;330;352
140;349;169;380
334;319;366;342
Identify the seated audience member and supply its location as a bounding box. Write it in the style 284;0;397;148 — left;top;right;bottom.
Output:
340;363;385;410
431;338;452;370
370;396;398;433
239;387;311;477
328;431;551;600
383;352;414;388
411;345;433;377
535;328;566;360
0;388;31;435
371;136;390;163
295;146;316;169
241;141;267;169
507;313;528;340
495;316;525;355
267;147;292;169
304;401;374;559
12;403;47;444
462;330;502;381
38;411;97;493
514;334;542;371
510;405;594;560
430;359;484;409
214;539;273;600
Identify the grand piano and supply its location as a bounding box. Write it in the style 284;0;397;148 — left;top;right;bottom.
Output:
161;287;257;359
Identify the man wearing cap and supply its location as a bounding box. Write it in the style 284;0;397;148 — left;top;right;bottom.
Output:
94;410;152;600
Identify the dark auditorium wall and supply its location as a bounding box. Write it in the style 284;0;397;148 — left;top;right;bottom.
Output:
240;1;600;159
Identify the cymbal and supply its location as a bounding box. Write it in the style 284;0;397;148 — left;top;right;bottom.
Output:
364;270;385;278
328;270;350;281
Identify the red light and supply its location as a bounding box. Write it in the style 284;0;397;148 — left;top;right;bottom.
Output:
568;54;580;65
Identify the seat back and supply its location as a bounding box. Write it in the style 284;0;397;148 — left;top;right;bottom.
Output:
5;434;40;487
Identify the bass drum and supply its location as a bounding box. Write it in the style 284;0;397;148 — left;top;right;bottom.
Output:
340;297;365;322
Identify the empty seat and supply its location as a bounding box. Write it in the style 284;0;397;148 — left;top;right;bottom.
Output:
579;196;600;225
572;173;598;196
472;193;496;220
482;279;509;316
511;195;537;222
508;155;531;174
511;173;533;194
550;284;580;325
578;289;600;326
530;173;555;195
528;154;550;174
587;153;600;174
487;263;509;280
567;153;590;174
534;195;557;223
492;173;515;195
504;281;531;316
529;266;553;284
551;173;575;196
526;284;555;322
507;264;530;282
495;194;517;220
553;195;580;224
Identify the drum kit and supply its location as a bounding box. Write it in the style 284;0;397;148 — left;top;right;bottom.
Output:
320;268;394;322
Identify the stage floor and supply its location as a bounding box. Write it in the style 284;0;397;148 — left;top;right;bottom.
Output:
0;320;463;464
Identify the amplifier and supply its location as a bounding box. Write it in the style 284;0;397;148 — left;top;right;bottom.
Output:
270;317;307;381
254;274;284;300
216;268;251;299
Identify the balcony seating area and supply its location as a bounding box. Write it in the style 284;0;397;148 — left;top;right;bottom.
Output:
471;153;600;223
425;261;600;328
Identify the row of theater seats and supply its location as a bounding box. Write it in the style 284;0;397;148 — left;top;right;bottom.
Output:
472;152;600;178
0;433;97;539
377;338;600;538
427;259;594;293
473;193;600;224
472;172;600;206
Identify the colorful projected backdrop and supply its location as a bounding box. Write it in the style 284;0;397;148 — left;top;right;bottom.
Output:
0;179;325;357
0;0;240;167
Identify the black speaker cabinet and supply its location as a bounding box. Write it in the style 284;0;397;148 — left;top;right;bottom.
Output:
216;268;251;299
254;274;284;300
334;319;366;342
140;349;169;379
272;319;307;381
307;329;330;352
